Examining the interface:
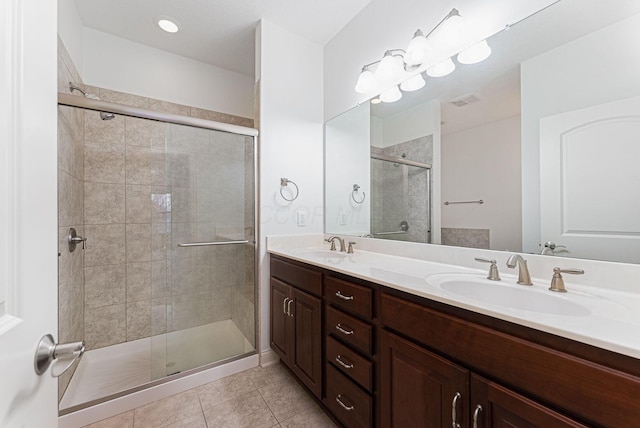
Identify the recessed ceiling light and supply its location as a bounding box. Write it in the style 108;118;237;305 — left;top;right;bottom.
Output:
156;16;179;33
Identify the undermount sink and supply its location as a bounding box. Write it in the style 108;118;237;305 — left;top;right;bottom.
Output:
426;274;591;316
294;249;349;259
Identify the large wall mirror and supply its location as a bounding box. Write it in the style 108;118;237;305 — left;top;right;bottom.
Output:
324;0;640;264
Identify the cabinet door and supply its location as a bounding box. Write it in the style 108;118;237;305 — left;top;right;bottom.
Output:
291;287;323;398
470;374;588;428
270;278;291;364
381;330;469;428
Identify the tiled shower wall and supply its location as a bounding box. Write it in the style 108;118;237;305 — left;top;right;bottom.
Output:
371;135;433;243
57;38;256;397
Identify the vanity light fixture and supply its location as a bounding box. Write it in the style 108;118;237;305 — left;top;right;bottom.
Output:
156;16;180;33
354;7;492;101
370;97;382;104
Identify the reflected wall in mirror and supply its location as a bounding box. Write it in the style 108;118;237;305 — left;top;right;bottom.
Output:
324;0;640;263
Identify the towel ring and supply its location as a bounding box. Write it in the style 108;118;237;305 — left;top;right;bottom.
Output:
351;184;365;204
280;178;299;202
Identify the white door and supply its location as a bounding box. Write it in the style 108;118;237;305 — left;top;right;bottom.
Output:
540;95;640;263
0;0;59;427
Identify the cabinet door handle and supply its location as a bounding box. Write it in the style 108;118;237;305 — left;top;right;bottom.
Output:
473;404;483;428
451;392;462;428
287;298;294;317
335;355;354;369
283;297;289;315
335;291;354;301
335;394;354;411
335;323;354;335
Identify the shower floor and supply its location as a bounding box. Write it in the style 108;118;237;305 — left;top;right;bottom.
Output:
60;319;254;412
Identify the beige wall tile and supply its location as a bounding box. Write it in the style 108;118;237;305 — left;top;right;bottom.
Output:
59;171;84;227
58;106;84;178
126;223;151;263
170;292;211;331
98;88;149;109
151;298;168;335
125;185;152;224
167;152;193;187
85;304;126;349
151;260;170;298
84;182;125;224
133;390;202;427
126;261;152;302
151;221;170;261
84;110;125;146
126;300;151;341
125;116;165;148
84;224;126;267
58;225;84;285
85;264;126;308
171;186;195;223
148;99;191;116
84;144;125;184
169;124;209;154
125;146;153;185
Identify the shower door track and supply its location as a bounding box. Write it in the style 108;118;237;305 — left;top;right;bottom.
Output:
58;92;259;137
370;152;432;170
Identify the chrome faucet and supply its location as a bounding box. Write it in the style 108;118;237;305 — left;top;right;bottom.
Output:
325;236;346;252
506;254;533;285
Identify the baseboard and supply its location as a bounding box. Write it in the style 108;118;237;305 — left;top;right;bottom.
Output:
259;348;280;367
58;354;259;428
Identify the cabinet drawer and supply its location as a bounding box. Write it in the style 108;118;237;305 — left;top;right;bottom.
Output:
326;305;373;355
270;256;322;296
324;276;373;319
325;364;372;428
327;336;373;392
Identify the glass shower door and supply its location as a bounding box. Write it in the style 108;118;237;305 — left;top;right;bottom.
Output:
152;123;256;378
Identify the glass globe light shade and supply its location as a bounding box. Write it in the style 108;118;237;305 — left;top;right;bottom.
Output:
400;73;426;92
457;40;492;64
379;86;402;103
375;53;405;82
426;58;455;77
405;30;431;66
355;69;377;93
370;97;382;104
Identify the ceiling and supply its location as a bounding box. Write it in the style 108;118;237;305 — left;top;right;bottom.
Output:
74;0;372;77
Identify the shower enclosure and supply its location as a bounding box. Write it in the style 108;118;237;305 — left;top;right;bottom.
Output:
57;92;257;413
370;144;432;244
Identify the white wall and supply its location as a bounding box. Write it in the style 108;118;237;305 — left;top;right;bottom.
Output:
521;13;640;253
58;0;84;75
442;115;521;251
82;28;254;118
325;103;371;235
256;20;324;356
323;0;556;121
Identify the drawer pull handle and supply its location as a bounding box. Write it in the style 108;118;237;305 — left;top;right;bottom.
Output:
335;323;354;335
335;291;354;301
473;404;483;428
336;394;354;411
283;297;289;315
335;355;354;369
452;392;462;428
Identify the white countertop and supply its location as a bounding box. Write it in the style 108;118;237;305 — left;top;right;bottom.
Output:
267;235;640;359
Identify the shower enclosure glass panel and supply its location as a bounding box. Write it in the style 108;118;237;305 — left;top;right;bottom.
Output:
57;103;256;413
371;157;431;243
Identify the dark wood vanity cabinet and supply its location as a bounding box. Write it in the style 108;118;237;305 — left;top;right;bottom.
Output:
270;257;323;399
270;254;640;427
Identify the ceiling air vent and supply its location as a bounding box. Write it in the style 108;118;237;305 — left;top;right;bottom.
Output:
449;93;480;107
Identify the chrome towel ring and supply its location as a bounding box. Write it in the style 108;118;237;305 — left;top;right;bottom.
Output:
351;184;365;204
280;178;299;201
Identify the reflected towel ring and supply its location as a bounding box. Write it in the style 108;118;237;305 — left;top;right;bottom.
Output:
280;178;299;202
351;184;365;204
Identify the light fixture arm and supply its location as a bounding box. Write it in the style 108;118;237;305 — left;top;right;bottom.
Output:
424;8;460;38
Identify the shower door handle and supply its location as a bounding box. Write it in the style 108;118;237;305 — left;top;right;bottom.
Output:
34;334;85;377
178;240;249;247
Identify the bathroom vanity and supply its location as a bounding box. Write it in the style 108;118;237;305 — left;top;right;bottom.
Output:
268;240;640;428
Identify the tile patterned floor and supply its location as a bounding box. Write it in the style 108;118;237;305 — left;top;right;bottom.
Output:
83;363;337;428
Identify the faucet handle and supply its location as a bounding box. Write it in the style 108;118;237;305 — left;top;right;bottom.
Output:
347;242;356;254
550;267;584;293
325;237;337;251
475;258;501;281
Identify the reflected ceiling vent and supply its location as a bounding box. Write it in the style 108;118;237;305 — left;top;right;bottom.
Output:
449;93;480;107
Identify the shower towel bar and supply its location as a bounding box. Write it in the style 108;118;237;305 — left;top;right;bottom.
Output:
373;230;408;236
178;240;249;247
444;199;484;205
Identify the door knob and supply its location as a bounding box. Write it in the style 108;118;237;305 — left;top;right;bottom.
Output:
34;334;85;377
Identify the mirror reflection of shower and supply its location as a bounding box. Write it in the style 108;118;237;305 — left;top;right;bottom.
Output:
68;82;116;120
